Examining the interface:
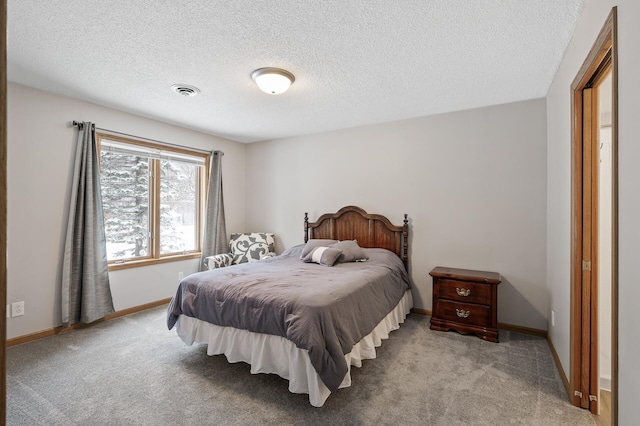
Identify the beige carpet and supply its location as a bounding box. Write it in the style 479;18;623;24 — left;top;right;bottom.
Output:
7;305;595;425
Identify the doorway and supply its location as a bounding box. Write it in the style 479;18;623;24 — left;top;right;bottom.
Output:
570;7;617;425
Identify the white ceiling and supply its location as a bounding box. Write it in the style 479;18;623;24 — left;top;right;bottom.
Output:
7;1;584;143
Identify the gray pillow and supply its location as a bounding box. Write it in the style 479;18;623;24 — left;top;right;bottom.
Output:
301;246;343;266
330;240;368;263
300;239;339;259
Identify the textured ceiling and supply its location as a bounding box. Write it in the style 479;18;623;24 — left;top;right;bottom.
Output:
7;1;584;143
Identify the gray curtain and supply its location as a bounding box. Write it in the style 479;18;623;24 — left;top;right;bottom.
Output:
61;121;115;327
200;151;227;270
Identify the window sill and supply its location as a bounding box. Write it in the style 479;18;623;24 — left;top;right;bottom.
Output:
108;252;201;271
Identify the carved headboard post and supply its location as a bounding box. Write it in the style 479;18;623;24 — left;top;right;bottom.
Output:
304;212;309;243
402;213;409;271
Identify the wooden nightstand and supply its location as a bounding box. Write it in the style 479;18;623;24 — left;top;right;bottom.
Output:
429;266;501;343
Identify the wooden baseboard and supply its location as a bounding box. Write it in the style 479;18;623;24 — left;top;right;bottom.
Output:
410;307;432;316
547;333;571;399
499;322;547;337
6;298;172;347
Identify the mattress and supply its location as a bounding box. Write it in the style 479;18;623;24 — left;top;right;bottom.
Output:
174;289;413;407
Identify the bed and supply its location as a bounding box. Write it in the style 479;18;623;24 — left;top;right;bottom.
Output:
167;205;412;407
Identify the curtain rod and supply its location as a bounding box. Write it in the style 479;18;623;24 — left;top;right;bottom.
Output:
71;120;222;156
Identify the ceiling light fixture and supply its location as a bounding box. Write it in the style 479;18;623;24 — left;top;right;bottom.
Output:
171;84;200;97
251;67;295;95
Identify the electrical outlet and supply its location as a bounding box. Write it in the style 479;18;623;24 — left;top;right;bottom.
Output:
178;272;184;280
12;301;25;317
551;310;555;327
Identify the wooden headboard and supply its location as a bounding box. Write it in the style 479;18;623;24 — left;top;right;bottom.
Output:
304;206;409;270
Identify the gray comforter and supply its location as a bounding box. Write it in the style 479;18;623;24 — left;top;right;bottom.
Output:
167;244;410;392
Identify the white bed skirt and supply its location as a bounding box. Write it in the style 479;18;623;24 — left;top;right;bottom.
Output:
175;289;413;407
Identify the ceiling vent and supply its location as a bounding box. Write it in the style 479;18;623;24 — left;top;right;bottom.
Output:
171;84;200;97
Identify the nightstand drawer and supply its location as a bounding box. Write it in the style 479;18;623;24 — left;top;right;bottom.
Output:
434;278;491;305
433;299;492;328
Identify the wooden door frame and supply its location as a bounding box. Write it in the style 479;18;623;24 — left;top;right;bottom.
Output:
570;7;618;422
1;0;7;423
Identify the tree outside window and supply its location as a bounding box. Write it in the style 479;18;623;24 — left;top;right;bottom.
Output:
97;134;207;268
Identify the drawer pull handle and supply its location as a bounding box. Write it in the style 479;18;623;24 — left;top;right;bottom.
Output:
456;288;470;297
456;309;470;318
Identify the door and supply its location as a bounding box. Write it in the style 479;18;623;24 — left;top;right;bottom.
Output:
580;85;598;413
570;8;617;425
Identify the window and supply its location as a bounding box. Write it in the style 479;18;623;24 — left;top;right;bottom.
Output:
97;133;208;269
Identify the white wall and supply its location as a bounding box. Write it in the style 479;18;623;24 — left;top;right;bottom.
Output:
546;0;640;422
245;98;548;330
598;121;612;391
616;1;640;418
6;83;246;339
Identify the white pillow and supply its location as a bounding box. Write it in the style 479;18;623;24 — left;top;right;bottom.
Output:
301;246;343;266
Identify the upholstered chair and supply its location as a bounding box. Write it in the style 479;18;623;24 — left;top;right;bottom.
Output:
204;233;275;270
